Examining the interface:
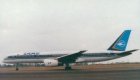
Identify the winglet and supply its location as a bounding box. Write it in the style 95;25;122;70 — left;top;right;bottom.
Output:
79;50;87;53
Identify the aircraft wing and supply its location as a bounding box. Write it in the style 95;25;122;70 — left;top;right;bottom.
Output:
57;50;87;63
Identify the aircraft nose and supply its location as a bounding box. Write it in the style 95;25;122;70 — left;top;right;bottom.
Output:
3;59;6;63
3;57;8;63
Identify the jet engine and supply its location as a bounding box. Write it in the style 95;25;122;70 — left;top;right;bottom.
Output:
44;59;60;66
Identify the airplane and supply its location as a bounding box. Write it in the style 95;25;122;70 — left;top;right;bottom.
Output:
3;30;138;70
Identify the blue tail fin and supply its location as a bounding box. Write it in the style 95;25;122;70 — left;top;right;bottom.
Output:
108;30;131;51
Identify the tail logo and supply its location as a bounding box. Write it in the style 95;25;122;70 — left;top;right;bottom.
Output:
117;40;126;47
108;30;131;51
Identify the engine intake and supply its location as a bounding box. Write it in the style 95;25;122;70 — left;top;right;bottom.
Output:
44;59;61;66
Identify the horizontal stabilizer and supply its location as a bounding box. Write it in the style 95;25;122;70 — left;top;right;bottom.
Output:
122;49;139;53
117;49;138;56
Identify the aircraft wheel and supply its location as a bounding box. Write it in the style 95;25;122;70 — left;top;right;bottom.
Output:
65;66;72;70
16;67;19;71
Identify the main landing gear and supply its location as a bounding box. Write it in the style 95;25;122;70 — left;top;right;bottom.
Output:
65;64;72;70
16;67;19;71
15;63;19;71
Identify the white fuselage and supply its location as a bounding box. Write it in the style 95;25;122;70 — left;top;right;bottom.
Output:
3;52;122;64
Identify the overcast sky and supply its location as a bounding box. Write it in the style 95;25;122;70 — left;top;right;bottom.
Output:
0;0;140;63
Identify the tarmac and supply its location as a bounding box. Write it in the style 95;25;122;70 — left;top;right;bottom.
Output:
0;63;140;80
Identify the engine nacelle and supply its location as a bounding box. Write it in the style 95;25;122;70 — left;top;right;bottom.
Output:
44;59;59;66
